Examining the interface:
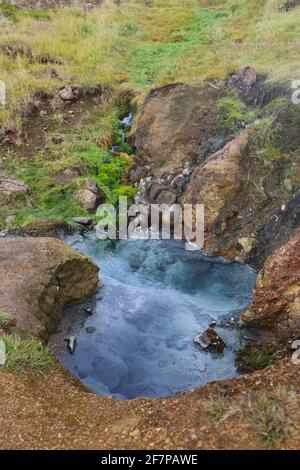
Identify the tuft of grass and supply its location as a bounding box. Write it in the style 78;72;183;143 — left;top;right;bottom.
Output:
218;89;257;127
237;346;274;372
1;334;53;373
250;387;295;446
0;312;9;328
208;401;226;422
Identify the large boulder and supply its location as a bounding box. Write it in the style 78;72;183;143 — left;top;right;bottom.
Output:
0;237;99;339
128;83;220;176
242;229;300;336
182;130;250;258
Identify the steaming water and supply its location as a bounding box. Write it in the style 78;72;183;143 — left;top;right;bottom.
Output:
53;233;256;400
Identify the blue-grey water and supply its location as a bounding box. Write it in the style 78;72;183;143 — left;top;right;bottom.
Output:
53;233;256;400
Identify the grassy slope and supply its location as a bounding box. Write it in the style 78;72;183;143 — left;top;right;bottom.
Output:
1;0;300;128
0;0;299;225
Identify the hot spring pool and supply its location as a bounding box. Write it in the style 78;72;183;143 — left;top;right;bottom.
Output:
51;233;256;400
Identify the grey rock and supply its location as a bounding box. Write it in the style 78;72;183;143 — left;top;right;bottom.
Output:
0;178;30;195
73;217;92;226
59;85;74;101
156;190;177;205
74;189;98;212
194;329;225;352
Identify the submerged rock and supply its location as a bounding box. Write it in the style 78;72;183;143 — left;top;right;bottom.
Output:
85;326;96;334
0;237;99;339
194;329;226;353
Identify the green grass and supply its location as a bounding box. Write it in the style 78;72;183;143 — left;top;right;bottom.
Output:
208;401;226;422
0;0;300;131
0;98;136;226
1;334;53;373
0;0;299;226
0;312;10;328
237;346;274;371
218;89;257;127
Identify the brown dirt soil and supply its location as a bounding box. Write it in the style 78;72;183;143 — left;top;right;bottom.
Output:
1;358;300;449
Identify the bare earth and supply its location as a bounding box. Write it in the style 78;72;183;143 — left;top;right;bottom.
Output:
1;358;300;450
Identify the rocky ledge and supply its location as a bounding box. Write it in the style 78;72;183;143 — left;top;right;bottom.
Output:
0;237;99;339
242;228;300;342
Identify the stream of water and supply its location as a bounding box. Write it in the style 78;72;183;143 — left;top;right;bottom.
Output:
51;233;256;400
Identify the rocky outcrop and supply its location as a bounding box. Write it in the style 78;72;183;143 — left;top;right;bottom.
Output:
182;130;250;258
0;237;99;339
129;83;220;177
242;229;300;337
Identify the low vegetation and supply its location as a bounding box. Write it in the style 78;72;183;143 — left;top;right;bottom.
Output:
0;312;10;328
0;333;53;373
0;0;299;226
206;386;297;447
0;0;300;131
250;387;296;446
236;345;274;372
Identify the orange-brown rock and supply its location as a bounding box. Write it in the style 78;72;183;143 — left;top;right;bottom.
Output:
182;130;250;257
0;237;99;339
242;229;300;333
128;83;219;176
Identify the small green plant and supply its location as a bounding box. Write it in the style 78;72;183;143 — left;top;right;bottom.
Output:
218;90;256;127
0;312;9;328
283;167;294;179
1;334;53;373
237;346;274;372
208;400;226;422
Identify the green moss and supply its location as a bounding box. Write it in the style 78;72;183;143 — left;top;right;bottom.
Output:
218;90;256;126
111;184;137;204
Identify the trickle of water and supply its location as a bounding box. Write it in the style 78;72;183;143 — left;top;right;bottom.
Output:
52;234;256;400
